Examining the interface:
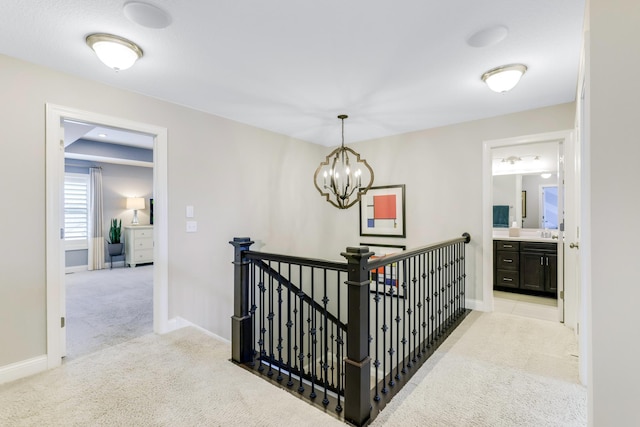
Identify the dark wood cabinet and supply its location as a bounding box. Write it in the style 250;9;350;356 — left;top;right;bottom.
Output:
494;240;557;297
494;241;520;289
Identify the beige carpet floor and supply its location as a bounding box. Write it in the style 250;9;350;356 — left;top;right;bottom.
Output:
0;311;586;426
65;265;153;360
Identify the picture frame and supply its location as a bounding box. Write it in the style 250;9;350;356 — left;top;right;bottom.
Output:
359;184;406;237
362;243;407;298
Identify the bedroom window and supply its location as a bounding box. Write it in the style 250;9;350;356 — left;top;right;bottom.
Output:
64;173;89;250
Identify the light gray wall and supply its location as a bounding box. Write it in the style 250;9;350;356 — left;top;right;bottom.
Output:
0;53;575;377
590;0;640;424
63;160;153;267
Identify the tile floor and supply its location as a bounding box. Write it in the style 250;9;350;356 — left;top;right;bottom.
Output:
493;290;560;322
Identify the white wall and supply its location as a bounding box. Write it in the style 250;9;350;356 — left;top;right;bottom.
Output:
589;0;640;424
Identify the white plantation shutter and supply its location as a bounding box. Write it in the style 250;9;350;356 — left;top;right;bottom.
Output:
64;173;89;248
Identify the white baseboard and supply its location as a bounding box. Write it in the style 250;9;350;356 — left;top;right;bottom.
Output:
465;298;488;311
0;355;48;385
65;265;88;274
165;316;231;344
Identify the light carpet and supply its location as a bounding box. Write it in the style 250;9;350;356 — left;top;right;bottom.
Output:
0;311;586;426
65;265;153;360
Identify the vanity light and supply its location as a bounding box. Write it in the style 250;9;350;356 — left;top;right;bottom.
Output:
541;173;552;179
86;33;143;71
482;64;527;93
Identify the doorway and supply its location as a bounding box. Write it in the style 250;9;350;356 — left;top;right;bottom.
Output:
63;120;155;359
482;130;577;328
45;104;169;368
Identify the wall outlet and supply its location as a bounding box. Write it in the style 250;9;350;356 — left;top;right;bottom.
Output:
186;221;197;232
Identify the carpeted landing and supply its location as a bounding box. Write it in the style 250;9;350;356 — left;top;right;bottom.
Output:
0;311;586;426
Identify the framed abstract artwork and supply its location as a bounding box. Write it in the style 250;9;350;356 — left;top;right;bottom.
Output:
359;184;406;238
362;243;407;298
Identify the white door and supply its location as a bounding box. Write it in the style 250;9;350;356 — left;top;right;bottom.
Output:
563;131;581;331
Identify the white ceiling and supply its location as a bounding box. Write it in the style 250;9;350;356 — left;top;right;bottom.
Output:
1;0;585;147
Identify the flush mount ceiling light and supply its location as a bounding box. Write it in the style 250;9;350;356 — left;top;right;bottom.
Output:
481;64;527;93
541;173;552;179
86;33;143;71
313;115;374;209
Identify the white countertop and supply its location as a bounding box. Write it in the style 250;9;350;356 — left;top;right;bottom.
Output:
493;229;559;243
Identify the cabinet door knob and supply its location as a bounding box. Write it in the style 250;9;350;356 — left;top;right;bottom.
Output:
569;242;580;249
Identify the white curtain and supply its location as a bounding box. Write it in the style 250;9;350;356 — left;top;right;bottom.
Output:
87;167;105;270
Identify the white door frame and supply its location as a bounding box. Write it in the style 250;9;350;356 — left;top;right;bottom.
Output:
45;104;169;368
482;130;573;321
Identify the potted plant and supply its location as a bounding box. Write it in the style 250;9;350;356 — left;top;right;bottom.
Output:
107;218;123;256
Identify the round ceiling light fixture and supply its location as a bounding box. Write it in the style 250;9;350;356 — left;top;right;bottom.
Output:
123;1;172;29
86;33;143;71
481;64;527;93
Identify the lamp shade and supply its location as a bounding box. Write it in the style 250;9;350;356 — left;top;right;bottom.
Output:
126;197;145;210
86;33;143;71
482;64;527;93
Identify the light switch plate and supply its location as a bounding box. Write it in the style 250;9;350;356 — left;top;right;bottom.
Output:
186;205;194;218
186;221;197;232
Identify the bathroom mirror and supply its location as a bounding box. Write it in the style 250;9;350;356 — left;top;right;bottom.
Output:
492;173;558;229
492;141;560;230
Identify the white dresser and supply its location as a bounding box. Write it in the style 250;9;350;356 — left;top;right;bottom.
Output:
124;225;153;267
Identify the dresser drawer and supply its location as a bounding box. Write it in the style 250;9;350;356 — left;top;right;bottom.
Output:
132;249;153;263
134;238;153;250
495;240;519;251
134;228;153;239
496;250;519;271
496;270;519;288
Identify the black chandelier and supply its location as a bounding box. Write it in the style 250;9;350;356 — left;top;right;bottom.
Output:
313;115;374;209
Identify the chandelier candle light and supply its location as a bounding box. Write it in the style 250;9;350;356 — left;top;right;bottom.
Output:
313;115;374;209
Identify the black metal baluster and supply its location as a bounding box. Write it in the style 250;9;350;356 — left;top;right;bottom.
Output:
309;268;316;399
298;266;305;393
418;254;429;353
461;240;467;312
373;268;381;402
387;264;395;389
381;264;388;395
413;255;422;359
396;259;403;378
250;263;257;367
267;261;274;377
409;256;420;368
258;268;266;372
276;262;283;382
336;270;343;414
430;250;436;347
401;259;407;374
322;269;330;407
287;263;294;387
330;270;337;389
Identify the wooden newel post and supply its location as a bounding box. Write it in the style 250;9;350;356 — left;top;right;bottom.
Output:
341;246;374;427
230;237;254;363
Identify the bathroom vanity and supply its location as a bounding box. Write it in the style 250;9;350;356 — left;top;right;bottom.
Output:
493;232;558;297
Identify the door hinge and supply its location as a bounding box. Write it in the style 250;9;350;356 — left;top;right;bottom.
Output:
61;317;65;328
560;290;564;299
60;228;65;239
